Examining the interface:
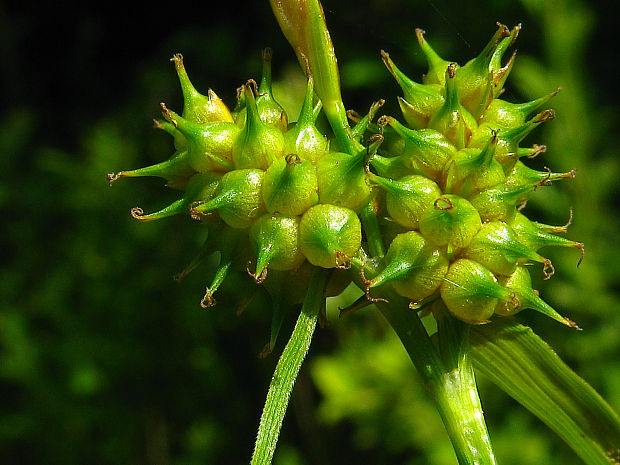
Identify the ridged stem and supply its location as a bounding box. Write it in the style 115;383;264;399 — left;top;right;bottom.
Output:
250;267;330;465
378;299;497;465
270;0;356;155
353;258;496;465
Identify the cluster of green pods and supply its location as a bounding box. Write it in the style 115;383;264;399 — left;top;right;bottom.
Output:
110;24;583;343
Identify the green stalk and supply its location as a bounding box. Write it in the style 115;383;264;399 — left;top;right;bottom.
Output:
269;0;356;155
250;267;330;465
378;299;496;465
352;257;496;464
435;305;497;465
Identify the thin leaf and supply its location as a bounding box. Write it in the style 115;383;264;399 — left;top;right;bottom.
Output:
470;318;620;465
250;267;330;465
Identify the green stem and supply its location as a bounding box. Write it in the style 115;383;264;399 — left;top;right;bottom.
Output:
352;257;496;464
435;306;497;465
323;99;357;155
360;200;385;258
378;300;496;464
250;267;330;465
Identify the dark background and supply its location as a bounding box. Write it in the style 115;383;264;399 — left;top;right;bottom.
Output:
2;1;619;464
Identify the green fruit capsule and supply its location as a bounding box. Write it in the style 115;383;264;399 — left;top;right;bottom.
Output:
441;258;516;324
107;147;195;190
161;104;239;173
256;48;288;131
508;212;584;266
479;87;561;129
283;76;329;164
380;116;456;179
455;23;510;118
380;50;444;129
316;136;381;212
232;83;285;170
461;221;554;278
366;171;441;229
299;204;362;269
108;119;197;189
418;194;482;248
415;28;451;85
364;231;449;304
170;53;234;124
495;266;580;329
130;172;221;222
469;109;555;169
249;214;305;282
428;63;478;149
445;132;505;196
503;160;577;190
468;183;532;222
191;168;265;228
262;153;319;216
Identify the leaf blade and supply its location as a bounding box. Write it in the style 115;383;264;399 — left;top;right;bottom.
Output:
470;319;620;465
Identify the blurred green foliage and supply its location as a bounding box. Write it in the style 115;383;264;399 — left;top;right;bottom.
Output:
1;1;618;464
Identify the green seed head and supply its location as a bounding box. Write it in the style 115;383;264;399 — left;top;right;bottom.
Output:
111;22;582;328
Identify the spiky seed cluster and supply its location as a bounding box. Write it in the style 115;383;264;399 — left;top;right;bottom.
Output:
369;24;583;326
110;25;583;340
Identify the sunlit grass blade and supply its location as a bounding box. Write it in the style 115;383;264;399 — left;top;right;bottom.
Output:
470;318;620;465
250;267;330;465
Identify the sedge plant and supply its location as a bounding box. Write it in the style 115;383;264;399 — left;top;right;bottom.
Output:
108;0;620;463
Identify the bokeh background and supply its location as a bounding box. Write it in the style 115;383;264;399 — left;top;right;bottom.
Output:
1;0;619;464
